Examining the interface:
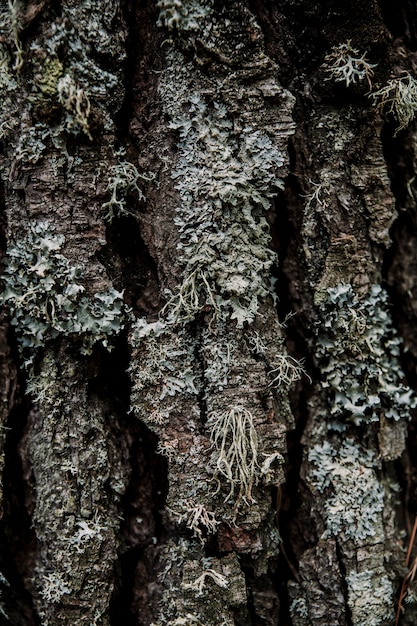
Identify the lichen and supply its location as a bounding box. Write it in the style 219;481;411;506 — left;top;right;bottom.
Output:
161;91;285;327
102;161;150;221
308;439;385;541
208;406;259;504
370;73;417;134
156;0;212;32
346;569;393;626
0;43;18;140
0;0;24;72
0;221;124;365
316;283;416;426
57;74;92;139
129;318;199;403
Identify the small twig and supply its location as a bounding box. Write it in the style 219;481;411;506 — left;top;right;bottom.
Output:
395;515;417;626
406;516;417;567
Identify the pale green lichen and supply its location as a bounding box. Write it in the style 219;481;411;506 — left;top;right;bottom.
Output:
0;221;124;364
316;284;416;426
346;569;393;626
163;92;284;327
208;406;259;504
370;73;417;134
102;161;150;221
0;44;18;139
129;317;199;411
0;0;23;72
308;439;384;541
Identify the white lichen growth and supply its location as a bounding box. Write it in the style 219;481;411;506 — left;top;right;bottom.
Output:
68;519;107;554
316;284;416;426
346;569;394;626
308;439;385;540
208;406;258;504
0;44;18;139
0;221;124;364
370;73;417;134
39;572;72;604
302;178;332;211
267;354;308;389
182;568;228;596
57;74;92;139
289;596;309;619
168;500;219;543
260;452;285;484
324;40;377;88
102;161;151;221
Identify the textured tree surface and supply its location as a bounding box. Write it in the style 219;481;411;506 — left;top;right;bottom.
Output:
1;1;417;625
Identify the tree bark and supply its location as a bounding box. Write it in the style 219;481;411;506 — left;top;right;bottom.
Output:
1;1;417;625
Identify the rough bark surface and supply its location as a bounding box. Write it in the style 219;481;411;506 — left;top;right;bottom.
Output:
1;1;417;625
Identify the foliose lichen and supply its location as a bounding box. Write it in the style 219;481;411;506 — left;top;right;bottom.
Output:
129;317;200;425
0;44;18;140
346;569;393;626
0;0;24;72
316;284;416;426
308;438;385;541
323;40;377;88
0;221;124;365
162;92;285;327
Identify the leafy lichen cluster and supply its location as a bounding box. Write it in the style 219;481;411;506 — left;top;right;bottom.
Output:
316;283;416;426
346;569;393;626
163;92;285;327
308;438;385;541
0;221;124;365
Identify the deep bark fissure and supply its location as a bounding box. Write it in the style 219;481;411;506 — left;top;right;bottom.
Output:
2;383;38;625
267;175;317;625
377;0;417;50
334;538;353;626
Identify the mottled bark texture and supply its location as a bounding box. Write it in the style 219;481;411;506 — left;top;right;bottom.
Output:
1;0;417;625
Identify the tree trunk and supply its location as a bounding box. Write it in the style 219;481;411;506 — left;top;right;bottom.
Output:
1;0;417;624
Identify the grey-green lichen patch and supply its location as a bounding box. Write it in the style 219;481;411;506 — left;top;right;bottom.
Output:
26;348;127;626
27;0;125;136
57;73;92;139
0;221;124;364
308;439;384;541
346;569;394;626
316;284;416;426
160;84;286;327
129;317;200;426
